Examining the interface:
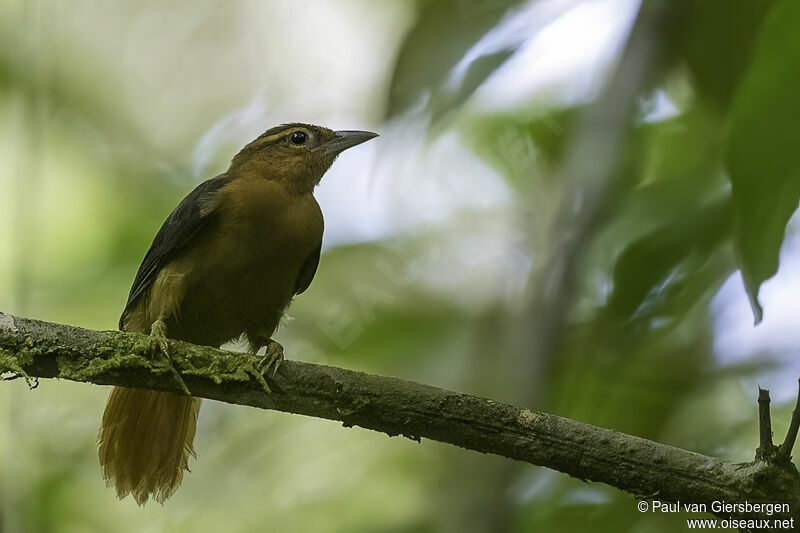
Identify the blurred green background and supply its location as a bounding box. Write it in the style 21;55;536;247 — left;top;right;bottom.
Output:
2;0;800;531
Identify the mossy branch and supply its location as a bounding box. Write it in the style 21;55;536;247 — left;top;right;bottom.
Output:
1;311;799;521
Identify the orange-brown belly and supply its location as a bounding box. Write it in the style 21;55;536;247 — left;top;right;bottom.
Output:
131;181;323;348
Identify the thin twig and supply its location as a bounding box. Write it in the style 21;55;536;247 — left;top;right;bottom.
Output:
756;386;775;461
778;378;800;462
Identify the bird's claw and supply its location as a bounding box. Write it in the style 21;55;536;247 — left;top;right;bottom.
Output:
243;340;284;395
149;319;190;395
257;341;284;377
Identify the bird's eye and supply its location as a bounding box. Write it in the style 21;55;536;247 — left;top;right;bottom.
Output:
289;131;308;145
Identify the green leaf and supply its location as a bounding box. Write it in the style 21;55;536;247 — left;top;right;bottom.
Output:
681;0;776;109
385;0;523;120
607;198;731;320
726;0;800;323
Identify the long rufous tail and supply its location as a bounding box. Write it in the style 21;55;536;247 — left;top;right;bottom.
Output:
98;387;202;505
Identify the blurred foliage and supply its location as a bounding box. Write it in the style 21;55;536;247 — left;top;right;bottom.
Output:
386;0;526;122
672;0;776;110
726;0;800;323
2;0;800;533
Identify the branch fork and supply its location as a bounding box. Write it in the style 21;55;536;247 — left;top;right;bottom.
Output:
757;380;800;464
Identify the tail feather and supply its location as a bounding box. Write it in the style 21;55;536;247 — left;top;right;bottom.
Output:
98;387;202;505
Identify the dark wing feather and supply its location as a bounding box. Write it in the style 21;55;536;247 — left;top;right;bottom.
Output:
119;174;232;328
293;242;322;296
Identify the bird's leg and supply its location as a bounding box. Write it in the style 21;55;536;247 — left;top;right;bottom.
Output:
150;319;169;355
149;319;190;395
256;340;284;377
241;337;285;395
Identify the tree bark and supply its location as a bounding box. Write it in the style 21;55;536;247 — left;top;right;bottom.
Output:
1;311;799;523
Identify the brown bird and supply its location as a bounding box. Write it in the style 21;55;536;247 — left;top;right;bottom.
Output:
98;123;377;505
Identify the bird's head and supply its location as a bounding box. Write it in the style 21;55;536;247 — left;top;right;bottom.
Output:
229;123;378;192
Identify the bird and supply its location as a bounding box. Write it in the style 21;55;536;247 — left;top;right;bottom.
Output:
97;123;378;505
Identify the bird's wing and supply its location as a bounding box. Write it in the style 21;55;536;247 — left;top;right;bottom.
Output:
293;242;322;296
120;174;232;329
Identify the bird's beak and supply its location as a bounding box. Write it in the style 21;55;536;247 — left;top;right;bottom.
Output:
314;130;378;155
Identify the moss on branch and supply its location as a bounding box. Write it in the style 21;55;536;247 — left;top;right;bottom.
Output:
2;311;799;522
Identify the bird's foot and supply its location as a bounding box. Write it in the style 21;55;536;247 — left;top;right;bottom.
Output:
258;340;284;377
243;339;284;394
149;319;190;395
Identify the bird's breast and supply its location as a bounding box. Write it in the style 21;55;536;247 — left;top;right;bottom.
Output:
221;177;324;257
165;178;323;345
